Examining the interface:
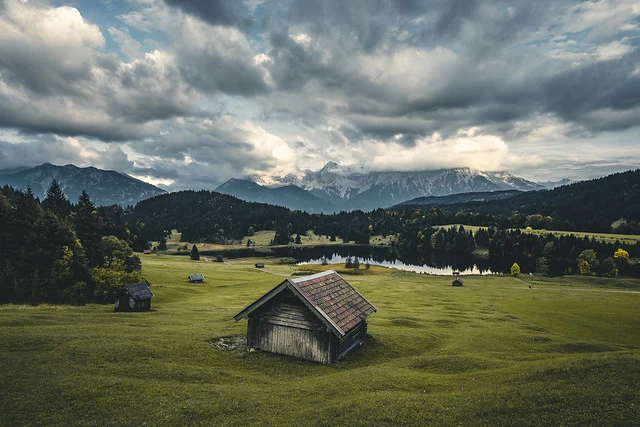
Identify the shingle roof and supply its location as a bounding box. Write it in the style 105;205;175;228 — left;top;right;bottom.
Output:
234;270;376;337
123;282;153;300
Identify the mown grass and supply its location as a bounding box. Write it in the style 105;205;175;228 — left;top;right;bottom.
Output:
155;230;394;256
523;228;640;245
440;224;640;245
1;256;639;425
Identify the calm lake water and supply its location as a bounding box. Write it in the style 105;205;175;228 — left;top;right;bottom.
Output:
282;246;495;275
200;244;498;275
298;254;494;275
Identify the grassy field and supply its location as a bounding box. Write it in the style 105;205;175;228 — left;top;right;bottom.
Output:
1;256;639;425
522;229;640;245
439;224;640;245
156;230;394;255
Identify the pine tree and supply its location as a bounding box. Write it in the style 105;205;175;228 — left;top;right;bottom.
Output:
190;244;200;260
42;180;71;219
73;190;103;266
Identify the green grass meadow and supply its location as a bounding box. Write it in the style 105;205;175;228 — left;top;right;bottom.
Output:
439;224;640;245
1;255;639;425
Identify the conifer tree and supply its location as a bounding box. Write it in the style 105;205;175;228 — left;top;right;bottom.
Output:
73;190;103;266
190;244;200;260
42;179;71;219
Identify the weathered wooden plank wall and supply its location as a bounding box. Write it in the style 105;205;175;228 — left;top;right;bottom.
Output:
256;321;331;363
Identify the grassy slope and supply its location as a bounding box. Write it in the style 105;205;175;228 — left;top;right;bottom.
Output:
157;230;394;254
1;256;639;425
439;224;640;245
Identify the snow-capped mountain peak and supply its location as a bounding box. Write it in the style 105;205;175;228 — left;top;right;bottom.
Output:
222;162;545;212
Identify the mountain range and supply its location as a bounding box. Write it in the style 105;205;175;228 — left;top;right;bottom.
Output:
0;162;567;212
0;163;166;206
218;162;545;212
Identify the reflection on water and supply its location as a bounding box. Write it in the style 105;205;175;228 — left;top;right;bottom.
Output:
298;254;494;275
198;244;499;275
278;245;495;275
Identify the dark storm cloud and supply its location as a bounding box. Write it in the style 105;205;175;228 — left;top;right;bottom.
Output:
0;135;134;171
254;1;554;140
541;48;640;132
162;0;252;29
176;41;269;96
263;0;640;145
2;0;640;188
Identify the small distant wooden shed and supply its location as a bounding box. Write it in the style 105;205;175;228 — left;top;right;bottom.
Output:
114;282;153;312
452;277;464;287
234;270;377;364
255;263;265;268
189;274;204;283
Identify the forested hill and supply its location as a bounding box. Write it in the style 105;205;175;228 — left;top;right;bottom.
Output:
130;190;312;243
397;190;523;207
399;169;640;232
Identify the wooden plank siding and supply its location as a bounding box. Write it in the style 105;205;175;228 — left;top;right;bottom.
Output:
247;299;334;364
255;320;332;364
336;321;367;361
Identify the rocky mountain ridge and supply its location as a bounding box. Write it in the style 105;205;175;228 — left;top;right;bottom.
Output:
222;163;545;212
0;163;166;206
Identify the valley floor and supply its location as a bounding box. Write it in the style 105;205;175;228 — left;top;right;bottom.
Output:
1;256;639;425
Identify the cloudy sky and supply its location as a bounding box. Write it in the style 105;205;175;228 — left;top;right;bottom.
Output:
1;0;639;190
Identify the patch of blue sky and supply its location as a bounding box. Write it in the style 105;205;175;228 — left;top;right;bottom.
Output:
53;1;169;59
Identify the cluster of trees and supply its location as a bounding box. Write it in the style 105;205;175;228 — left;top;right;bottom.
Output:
395;224;638;277
0;182;143;304
401;169;640;234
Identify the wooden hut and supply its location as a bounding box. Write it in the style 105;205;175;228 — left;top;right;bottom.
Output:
188;273;204;283
234;270;377;364
114;282;153;312
452;277;464;287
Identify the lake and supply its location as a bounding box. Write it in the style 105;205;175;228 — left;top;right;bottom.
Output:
298;254;494;275
199;244;499;275
279;245;495;275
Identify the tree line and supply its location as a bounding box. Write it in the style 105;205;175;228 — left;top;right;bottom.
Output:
0;181;143;304
395;225;638;277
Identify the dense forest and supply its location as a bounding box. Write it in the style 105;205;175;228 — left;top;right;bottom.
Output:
1;169;639;304
399;169;640;233
0;182;143;304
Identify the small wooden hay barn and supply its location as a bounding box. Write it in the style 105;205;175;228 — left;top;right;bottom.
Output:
452;277;464;287
234;270;377;364
114;282;153;312
189;273;204;283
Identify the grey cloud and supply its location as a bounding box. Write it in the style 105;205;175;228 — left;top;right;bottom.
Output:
109;54;197;123
162;0;252;29
129;117;280;180
177;49;269;96
0;136;132;172
541;48;640;131
171;17;270;96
